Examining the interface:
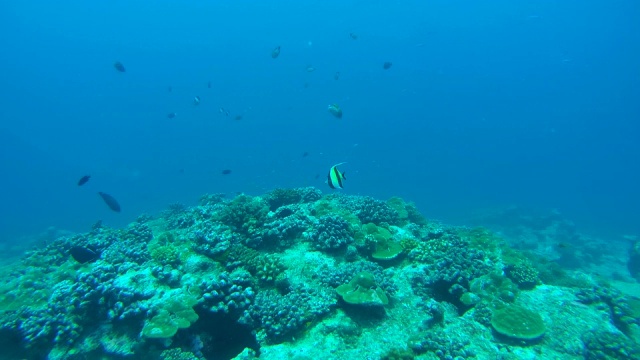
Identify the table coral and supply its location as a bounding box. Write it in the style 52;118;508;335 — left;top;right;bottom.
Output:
490;305;546;341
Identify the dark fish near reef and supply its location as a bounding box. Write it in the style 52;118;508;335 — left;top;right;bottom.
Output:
113;61;126;72
77;175;91;186
271;46;281;59
70;246;99;264
167;112;177;119
221;169;232;175
327;162;346;189
98;192;121;212
383;62;393;70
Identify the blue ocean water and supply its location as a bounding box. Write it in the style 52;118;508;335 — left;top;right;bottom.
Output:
0;0;638;241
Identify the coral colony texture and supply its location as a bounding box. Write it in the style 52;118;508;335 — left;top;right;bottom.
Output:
0;187;639;360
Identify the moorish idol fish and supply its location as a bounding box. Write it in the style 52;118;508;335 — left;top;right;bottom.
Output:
327;162;346;189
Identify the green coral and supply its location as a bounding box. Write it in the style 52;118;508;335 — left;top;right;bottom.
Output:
150;244;181;266
490;305;546;341
313;199;360;226
142;293;199;339
227;245;284;283
386;197;409;224
160;348;200;360
372;241;404;261
355;223;404;261
470;273;519;304
459;227;500;255
506;261;539;289
217;195;269;236
336;271;389;306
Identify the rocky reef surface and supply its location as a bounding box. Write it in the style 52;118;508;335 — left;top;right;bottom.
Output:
0;187;638;360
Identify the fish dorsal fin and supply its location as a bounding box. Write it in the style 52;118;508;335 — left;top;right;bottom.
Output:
332;162;347;168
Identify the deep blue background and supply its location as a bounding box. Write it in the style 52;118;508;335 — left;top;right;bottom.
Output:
0;1;638;241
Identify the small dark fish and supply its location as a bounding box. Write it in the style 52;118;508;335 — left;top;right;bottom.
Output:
207;81;212;89
167;112;177;119
98;192;121;212
383;61;393;70
334;72;340;80
271;46;281;59
113;61;126;72
302;152;309;157
168;86;172;92
221;169;232;175
349;33;358;40
77;175;91;186
234;115;243;121
70;246;99;264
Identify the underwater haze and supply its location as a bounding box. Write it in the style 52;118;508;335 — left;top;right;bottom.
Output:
0;0;639;241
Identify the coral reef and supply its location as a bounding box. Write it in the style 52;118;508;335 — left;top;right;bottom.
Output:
0;187;637;360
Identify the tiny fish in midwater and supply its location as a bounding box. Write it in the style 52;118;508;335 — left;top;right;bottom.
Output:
207;81;212;89
302;152;309;157
167;112;177;119
334;72;340;80
168;86;172;92
113;61;126;72
234;115;243;121
383;61;393;70
70;246;100;264
98;192;121;212
193;96;201;106
306;65;316;72
349;33;358;40
327;163;346;189
219;108;229;116
271;46;281;59
77;175;91;186
221;169;232;175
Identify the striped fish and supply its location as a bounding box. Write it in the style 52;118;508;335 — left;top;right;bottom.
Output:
327;163;347;189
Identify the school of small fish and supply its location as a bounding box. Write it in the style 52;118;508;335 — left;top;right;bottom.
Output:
76;30;392;248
